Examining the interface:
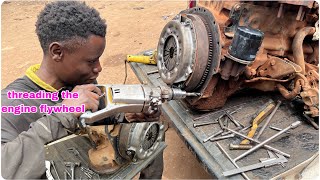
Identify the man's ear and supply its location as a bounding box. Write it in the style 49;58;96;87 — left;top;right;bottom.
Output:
48;42;64;61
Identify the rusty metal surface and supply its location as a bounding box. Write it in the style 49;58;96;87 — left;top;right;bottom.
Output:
129;61;319;179
156;2;319;117
45;135;166;179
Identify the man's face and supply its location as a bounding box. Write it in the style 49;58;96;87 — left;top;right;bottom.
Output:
56;35;106;86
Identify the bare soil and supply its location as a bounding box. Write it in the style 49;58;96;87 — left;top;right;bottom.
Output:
1;1;211;179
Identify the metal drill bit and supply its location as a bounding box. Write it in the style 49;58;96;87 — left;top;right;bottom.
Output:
185;92;201;96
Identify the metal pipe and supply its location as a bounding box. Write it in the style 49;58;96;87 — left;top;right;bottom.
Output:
233;121;301;162
216;142;250;180
277;79;302;99
255;100;282;139
292;27;316;75
224;127;291;158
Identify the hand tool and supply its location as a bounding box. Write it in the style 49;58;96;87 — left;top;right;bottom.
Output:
216;142;250;180
223;151;287;177
64;162;81;180
80;84;200;124
224;127;290;158
45;160;54;180
193;110;236;128
241;101;275;144
50;160;60;180
255;100;282;139
269;126;291;134
234;121;301;162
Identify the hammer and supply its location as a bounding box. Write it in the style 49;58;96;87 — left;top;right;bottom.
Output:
64;162;80;180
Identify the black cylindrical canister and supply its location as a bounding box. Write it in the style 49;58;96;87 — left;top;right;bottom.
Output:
228;26;264;62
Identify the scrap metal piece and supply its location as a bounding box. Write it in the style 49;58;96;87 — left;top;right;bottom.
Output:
229;144;253;150
209;134;235;142
223;152;288;177
203;130;223;143
194;110;236;128
45;160;54;180
255;100;282;139
216;142;250;180
269;126;291;134
50;160;60;180
234;121;301;162
241;101;275;144
224;127;291;158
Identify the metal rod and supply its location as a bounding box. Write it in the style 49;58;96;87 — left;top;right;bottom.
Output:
193;121;218;128
269;126;291;134
303;112;319;129
221;126;243;136
229;144;253;150
193;110;236;128
210;134;235;142
216;142;250;180
203;130;223;143
146;70;159;75
224;127;291;158
50;160;60;180
255;100;281;139
226;111;244;127
193;105;243;120
64;171;68;180
233;121;301;162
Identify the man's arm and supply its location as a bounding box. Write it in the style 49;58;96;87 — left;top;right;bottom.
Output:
1;112;77;178
1;84;101;178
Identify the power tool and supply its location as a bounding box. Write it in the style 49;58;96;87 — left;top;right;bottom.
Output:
80;84;200;125
126;50;157;65
78;84;200;174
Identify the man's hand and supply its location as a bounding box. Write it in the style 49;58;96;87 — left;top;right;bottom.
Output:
125;109;161;123
62;84;101;118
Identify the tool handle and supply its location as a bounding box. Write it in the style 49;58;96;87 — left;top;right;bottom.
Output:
127;55;156;64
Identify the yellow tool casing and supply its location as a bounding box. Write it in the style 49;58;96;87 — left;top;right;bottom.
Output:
126;51;157;65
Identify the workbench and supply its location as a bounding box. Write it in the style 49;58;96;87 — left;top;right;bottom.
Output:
129;61;319;179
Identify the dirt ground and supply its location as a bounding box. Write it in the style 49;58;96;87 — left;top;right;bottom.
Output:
1;1;212;179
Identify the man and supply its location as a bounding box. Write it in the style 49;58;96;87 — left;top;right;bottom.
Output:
1;1;162;179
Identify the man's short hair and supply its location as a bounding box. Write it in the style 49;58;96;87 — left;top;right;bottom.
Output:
36;1;107;53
